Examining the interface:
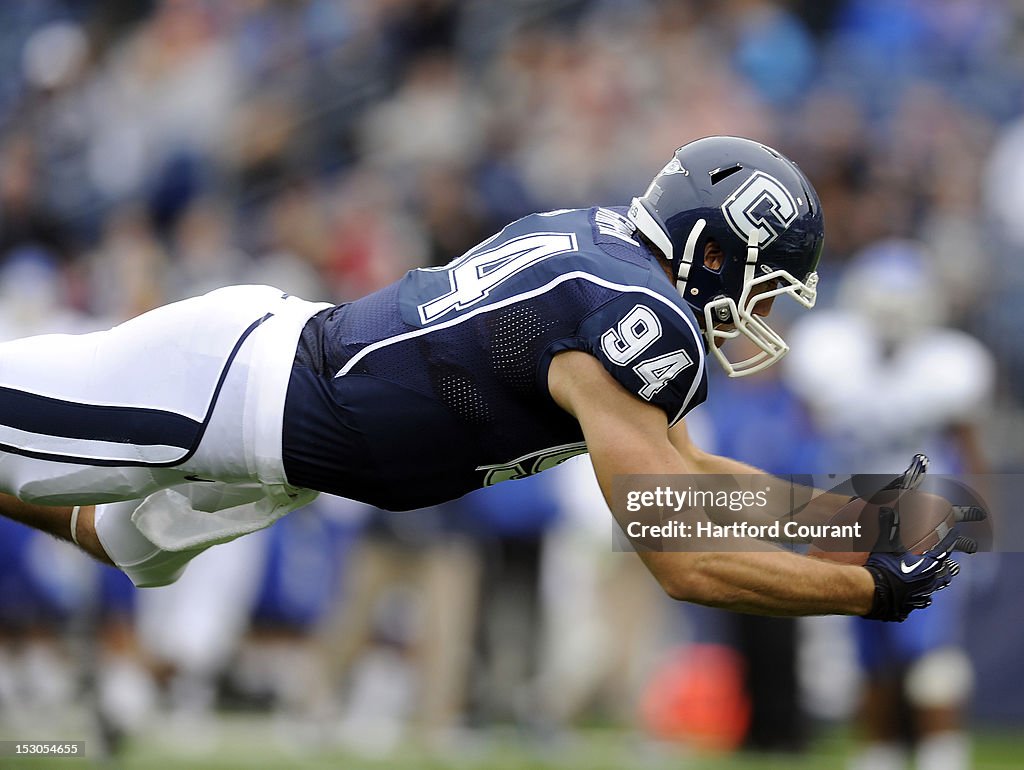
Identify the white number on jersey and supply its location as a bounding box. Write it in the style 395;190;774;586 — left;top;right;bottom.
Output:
601;303;694;401
600;304;662;365
418;232;578;324
634;349;693;400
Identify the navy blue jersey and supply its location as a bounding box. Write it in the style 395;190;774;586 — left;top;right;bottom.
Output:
282;207;708;510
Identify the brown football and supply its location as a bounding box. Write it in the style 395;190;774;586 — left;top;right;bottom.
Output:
806;491;955;566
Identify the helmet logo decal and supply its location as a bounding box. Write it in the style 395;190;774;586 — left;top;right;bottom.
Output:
721;171;798;248
658;158;688;177
644;158;689;199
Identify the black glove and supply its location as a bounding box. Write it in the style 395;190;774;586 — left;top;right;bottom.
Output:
881;452;929;493
854;452;928;506
862;454;984;622
863;507;977;622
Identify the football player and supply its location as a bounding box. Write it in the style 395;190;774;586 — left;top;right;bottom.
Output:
785;241;993;770
0;136;972;621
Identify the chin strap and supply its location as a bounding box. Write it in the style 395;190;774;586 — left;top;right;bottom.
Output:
743;233;759;291
675;219;707;289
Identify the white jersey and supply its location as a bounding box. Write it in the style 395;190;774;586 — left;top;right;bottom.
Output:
783;310;995;471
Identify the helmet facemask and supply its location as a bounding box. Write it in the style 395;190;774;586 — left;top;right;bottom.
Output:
703;236;819;376
638;205;820;377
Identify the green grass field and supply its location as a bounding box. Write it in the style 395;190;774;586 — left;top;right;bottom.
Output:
4;717;1024;769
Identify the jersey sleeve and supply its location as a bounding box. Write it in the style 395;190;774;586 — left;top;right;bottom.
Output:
574;292;707;425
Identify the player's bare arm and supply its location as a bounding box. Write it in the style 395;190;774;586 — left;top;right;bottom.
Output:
547;348;875;617
668;419;852;529
0;493;111;565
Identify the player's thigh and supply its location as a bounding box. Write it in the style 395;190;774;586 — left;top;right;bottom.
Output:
0;287;287;503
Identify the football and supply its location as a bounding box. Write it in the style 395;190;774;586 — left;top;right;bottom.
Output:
806;490;958;566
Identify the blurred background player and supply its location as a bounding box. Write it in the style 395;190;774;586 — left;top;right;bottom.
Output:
300;500;482;751
785;239;996;770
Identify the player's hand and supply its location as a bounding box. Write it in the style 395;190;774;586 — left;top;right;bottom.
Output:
862;507;978;622
870;452;929;499
848;452;928;507
858;453;933;553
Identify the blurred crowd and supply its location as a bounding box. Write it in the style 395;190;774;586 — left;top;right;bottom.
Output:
1;0;1024;763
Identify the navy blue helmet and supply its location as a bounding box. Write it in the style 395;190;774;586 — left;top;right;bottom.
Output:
628;136;824;376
